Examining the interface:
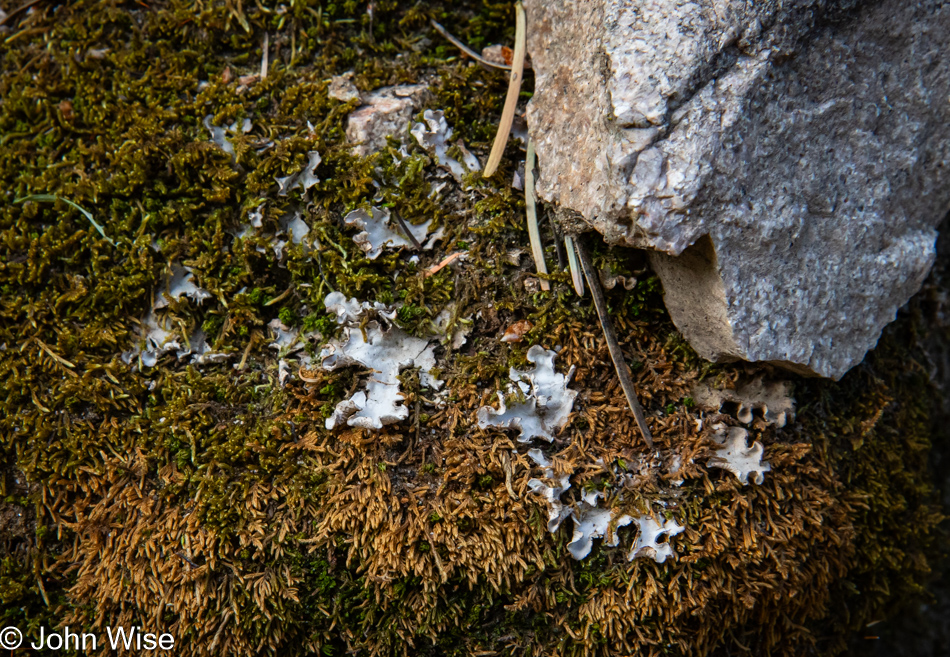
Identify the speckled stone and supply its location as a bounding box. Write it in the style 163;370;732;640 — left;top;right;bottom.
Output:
345;83;430;157
525;0;950;378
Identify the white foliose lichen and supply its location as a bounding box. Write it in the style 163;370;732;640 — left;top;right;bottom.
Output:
627;514;685;564
267;318;299;352
433;303;471;351
278;359;292;386
667;453;684;486
320;292;442;430
567;490;633;561
706;425;771;485
234;206;265;240
276;150;322;196
263;314;323;386
154;264;212;308
526;449;573;533
477;346;577;443
280;211;311;245
526;448;687;562
343;207;437;259
694;378;795;428
122;263;228;367
174;328;227;366
234;205;318;259
130;310;179;368
325;291;395;325
203;115;252;156
411;109;481;181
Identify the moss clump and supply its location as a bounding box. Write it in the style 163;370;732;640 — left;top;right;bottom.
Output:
0;1;945;656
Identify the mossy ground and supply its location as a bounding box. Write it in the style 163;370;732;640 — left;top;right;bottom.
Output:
0;1;945;655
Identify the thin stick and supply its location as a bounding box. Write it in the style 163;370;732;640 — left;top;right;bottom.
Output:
524;139;549;291
0;0;43;27
482;2;526;178
574;238;653;448
261;33;270;79
430;20;512;71
237;332;258;370
564;235;585;297
392;211;422;250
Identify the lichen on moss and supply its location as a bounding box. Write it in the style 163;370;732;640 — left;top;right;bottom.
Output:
0;0;946;656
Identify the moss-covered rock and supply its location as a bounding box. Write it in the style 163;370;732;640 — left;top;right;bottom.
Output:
0;1;944;655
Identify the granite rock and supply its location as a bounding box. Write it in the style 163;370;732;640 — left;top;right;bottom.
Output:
345;83;430;157
525;0;950;378
328;73;362;104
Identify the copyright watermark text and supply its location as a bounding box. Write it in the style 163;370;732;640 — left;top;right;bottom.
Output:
0;626;22;650
0;626;174;651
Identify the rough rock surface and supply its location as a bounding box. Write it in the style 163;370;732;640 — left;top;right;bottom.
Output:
345;83;430;156
525;0;950;378
328;73;362;104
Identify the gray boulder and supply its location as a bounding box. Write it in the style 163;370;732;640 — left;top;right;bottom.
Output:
525;0;950;378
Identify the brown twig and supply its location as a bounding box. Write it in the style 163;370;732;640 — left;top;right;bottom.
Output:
237;331;259;370
573;238;653;448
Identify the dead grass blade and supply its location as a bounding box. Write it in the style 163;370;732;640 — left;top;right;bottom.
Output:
16;194;115;246
525;138;550;291
564;235;585;296
261;33;270;79
574;238;654;448
430;19;512;70
482;1;526;178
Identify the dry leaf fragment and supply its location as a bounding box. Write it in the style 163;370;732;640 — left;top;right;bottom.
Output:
501;320;533;343
58;100;74;121
481;44;514;66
